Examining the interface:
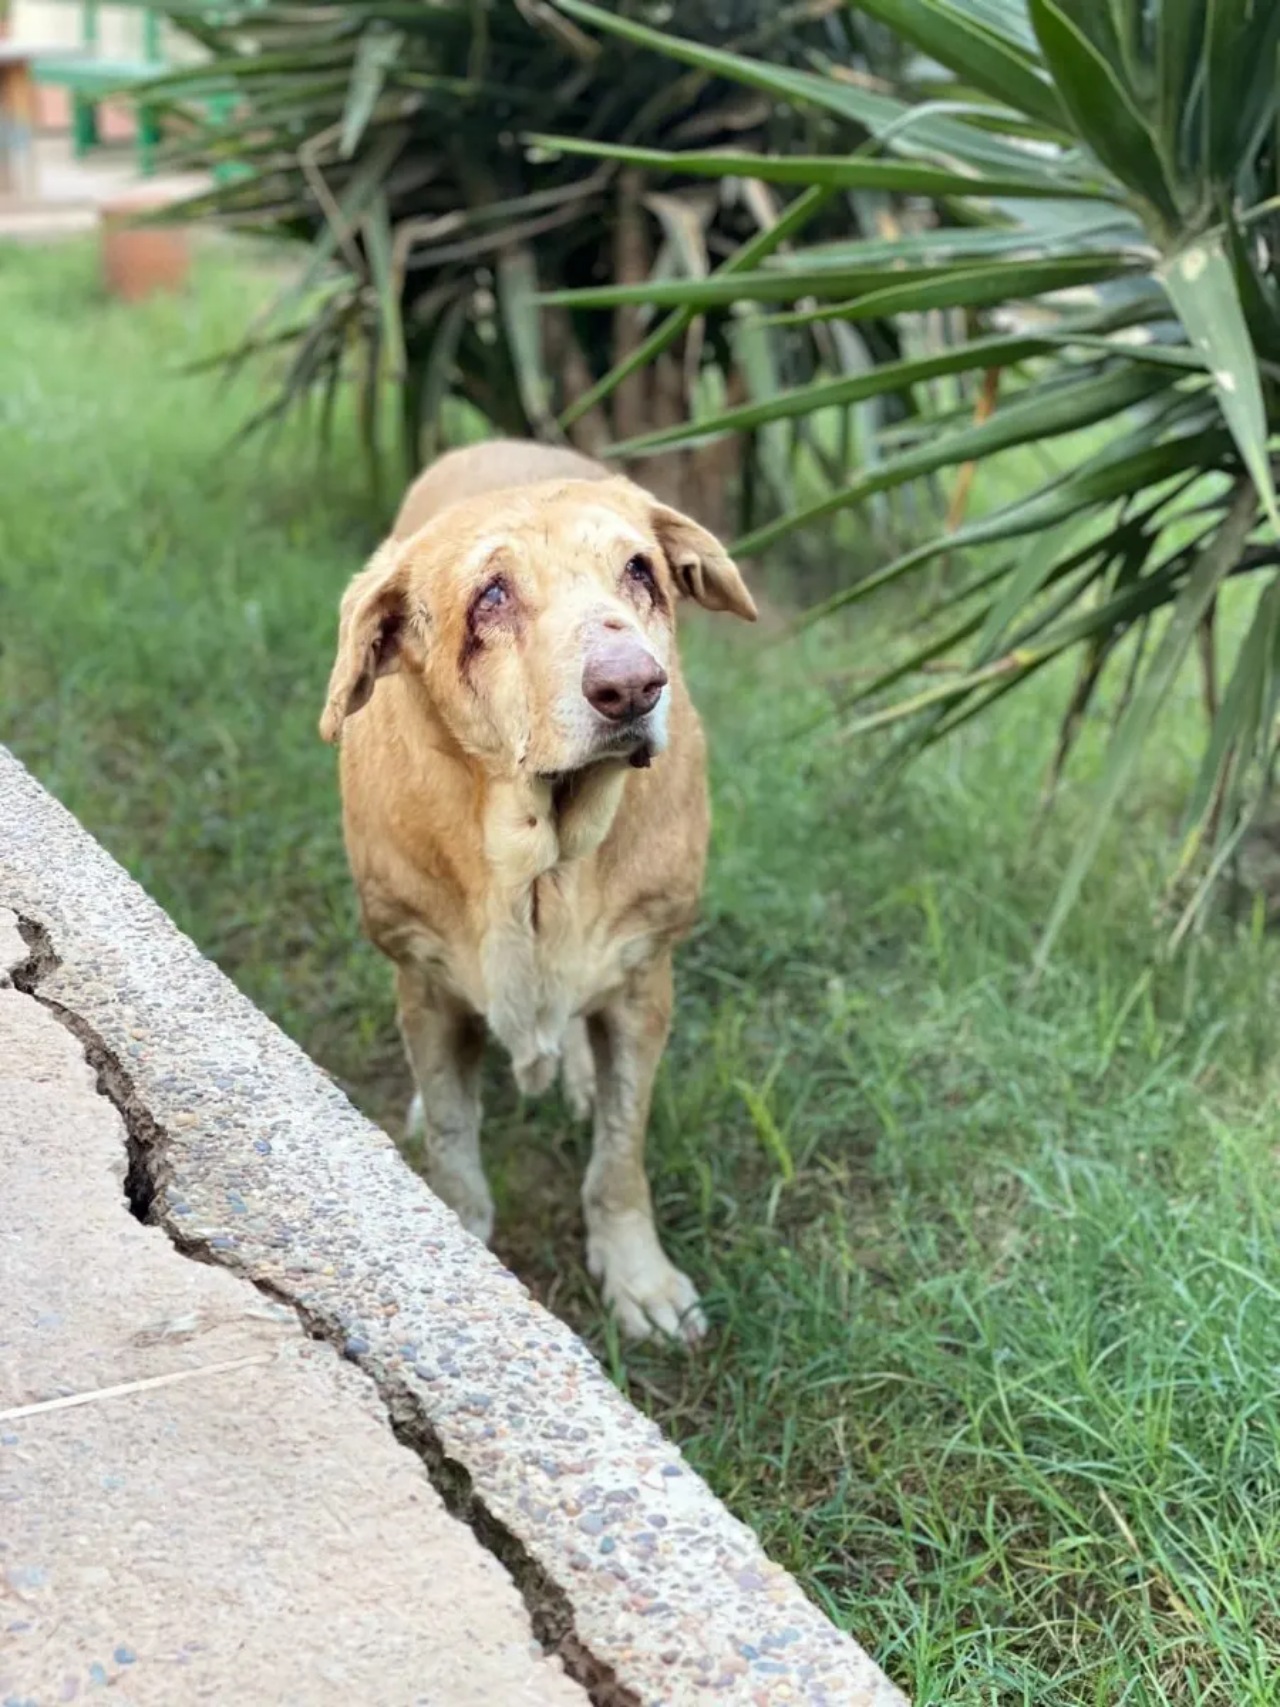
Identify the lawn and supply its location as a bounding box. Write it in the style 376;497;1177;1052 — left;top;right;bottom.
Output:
2;239;1278;1706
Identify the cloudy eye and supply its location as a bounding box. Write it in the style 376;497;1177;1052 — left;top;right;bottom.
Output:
625;553;656;592
476;577;509;612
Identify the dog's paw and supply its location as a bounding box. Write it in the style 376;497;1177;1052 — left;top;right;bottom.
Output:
561;1020;596;1122
587;1216;707;1345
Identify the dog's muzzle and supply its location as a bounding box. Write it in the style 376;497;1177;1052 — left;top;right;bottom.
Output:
582;631;667;723
581;629;666;769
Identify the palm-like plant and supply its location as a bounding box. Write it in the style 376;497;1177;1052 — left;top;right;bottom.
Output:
144;0;901;521
545;0;1280;960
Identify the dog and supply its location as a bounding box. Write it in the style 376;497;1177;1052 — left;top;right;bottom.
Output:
319;439;756;1341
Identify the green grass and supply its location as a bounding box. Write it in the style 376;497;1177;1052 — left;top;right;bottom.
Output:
3;241;1280;1706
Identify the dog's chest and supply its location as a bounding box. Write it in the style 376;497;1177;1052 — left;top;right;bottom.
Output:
478;869;640;1094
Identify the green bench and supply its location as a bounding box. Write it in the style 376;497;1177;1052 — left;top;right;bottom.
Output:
30;3;239;181
31;4;166;175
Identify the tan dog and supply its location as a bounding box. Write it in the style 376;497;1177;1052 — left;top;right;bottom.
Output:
320;440;756;1341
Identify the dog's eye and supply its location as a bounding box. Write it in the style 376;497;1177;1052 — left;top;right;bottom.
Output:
476;577;509;613
625;554;656;592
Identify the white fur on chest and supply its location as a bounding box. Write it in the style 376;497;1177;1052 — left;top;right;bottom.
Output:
481;890;579;1094
477;768;632;1095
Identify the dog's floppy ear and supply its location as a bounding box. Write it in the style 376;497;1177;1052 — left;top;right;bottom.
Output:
649;502;758;622
319;539;419;744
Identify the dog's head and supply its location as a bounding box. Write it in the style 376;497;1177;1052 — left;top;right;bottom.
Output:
318;475;756;776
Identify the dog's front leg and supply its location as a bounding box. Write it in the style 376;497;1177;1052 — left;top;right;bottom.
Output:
397;968;493;1244
584;954;705;1344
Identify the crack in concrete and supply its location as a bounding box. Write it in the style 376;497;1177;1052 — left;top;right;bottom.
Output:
11;915;165;1224
10;913;639;1707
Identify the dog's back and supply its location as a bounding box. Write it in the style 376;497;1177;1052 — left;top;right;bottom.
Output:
393;440;609;539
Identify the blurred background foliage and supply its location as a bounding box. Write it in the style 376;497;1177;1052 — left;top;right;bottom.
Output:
146;0;906;536
542;0;1280;959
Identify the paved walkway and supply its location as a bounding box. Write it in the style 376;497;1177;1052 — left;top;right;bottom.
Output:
0;909;586;1707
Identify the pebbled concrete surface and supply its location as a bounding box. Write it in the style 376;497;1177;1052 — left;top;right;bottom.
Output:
0;744;908;1707
0;911;587;1707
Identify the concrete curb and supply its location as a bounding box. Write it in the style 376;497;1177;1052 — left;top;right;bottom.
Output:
1;912;592;1706
0;745;906;1707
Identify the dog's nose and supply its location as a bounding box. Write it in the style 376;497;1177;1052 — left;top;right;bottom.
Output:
582;634;668;722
